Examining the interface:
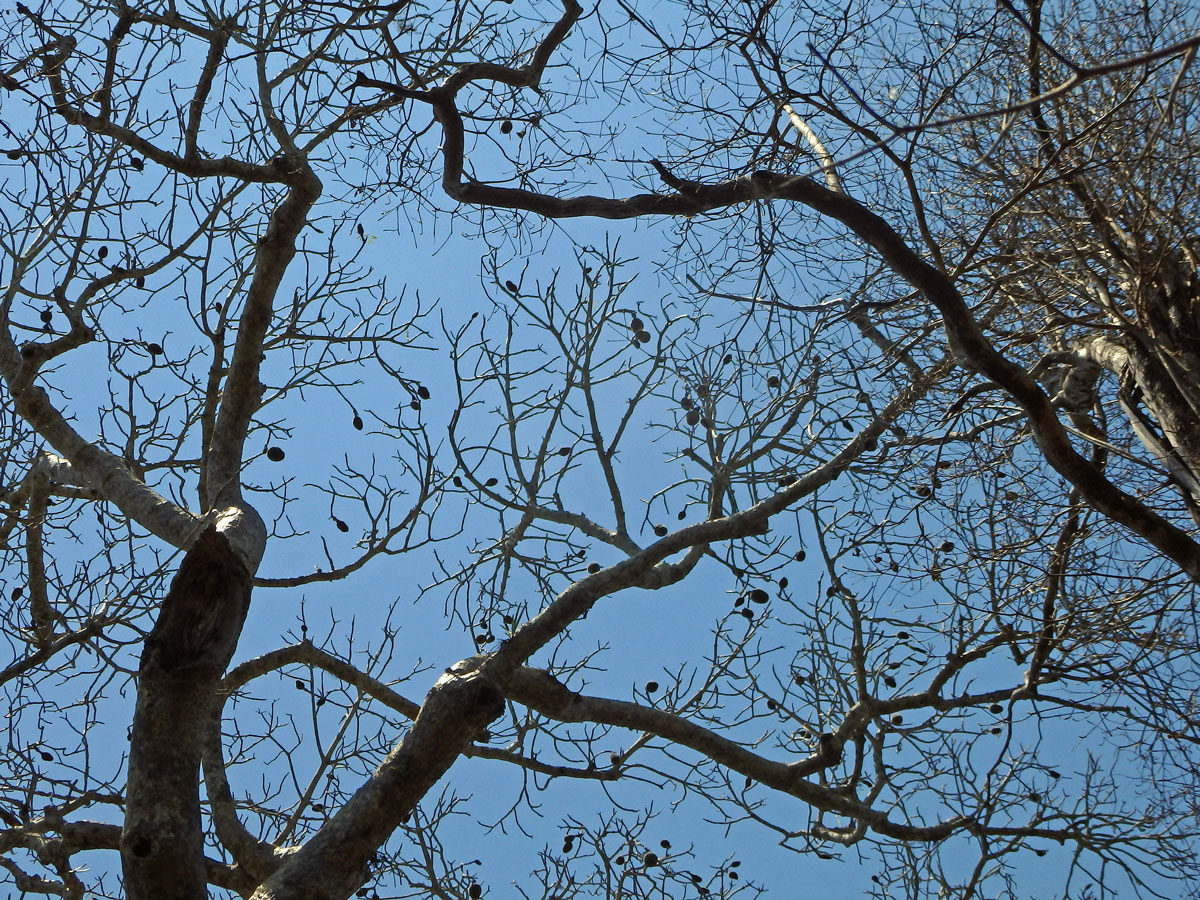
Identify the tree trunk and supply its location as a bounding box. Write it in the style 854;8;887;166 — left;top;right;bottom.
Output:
121;526;253;900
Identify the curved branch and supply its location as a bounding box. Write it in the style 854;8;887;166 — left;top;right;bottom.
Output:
497;666;969;843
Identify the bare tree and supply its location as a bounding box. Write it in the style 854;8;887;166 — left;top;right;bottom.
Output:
1;0;1199;899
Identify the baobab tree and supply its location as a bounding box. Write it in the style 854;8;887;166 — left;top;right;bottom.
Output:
1;0;1198;898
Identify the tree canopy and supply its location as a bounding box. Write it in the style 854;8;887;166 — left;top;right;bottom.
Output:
2;0;1199;898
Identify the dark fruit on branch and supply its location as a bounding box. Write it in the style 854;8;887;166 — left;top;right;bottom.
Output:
645;681;659;693
558;446;570;456
266;447;285;461
643;852;658;866
653;524;667;536
748;588;768;604
686;409;700;426
352;414;364;430
587;562;601;573
334;518;349;532
484;477;498;487
505;280;518;293
766;375;779;388
990;703;1003;714
500;119;513;134
417;384;430;400
40;308;52;323
630;316;643;331
794;549;806;561
468;884;482;899
146;342;163;355
883;675;896;688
